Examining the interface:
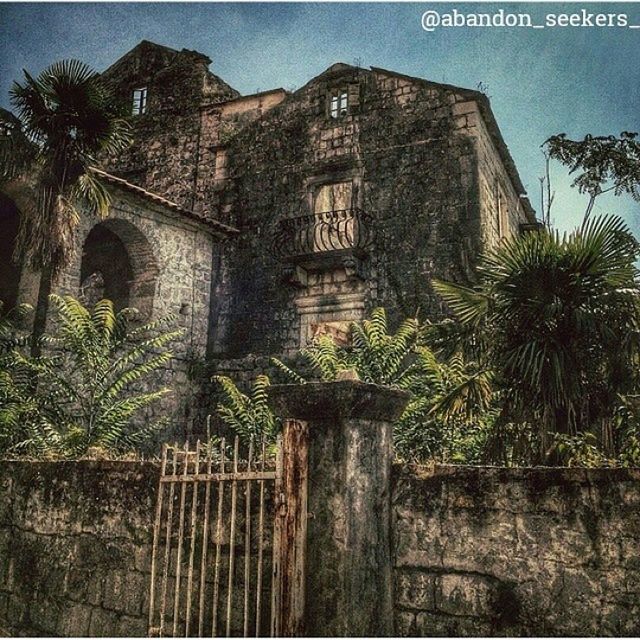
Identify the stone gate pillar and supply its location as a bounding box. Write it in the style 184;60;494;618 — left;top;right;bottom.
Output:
268;380;410;637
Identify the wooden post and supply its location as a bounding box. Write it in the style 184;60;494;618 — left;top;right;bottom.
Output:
273;419;309;636
269;381;409;637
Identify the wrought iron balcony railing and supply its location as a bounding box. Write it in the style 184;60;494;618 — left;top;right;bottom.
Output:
273;208;374;265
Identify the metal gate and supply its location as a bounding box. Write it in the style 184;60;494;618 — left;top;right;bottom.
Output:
147;436;287;637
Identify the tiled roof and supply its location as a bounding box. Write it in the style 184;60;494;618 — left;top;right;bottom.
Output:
91;168;238;236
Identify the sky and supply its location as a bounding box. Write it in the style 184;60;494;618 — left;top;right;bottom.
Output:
1;1;639;235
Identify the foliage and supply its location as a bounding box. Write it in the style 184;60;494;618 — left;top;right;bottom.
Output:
544;132;640;222
391;348;496;463
214;307;494;461
612;395;640;467
552;432;609;468
0;295;181;458
273;307;495;463
213;374;280;444
1;59;133;355
0;302;36;453
433;215;640;464
0;59;132;275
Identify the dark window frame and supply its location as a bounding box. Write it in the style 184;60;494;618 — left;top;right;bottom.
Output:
328;89;349;119
132;87;148;116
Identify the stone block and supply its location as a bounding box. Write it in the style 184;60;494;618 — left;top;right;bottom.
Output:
88;607;121;637
435;573;495;618
395;570;436;610
117;614;147;637
57;602;93;636
417;611;492;636
133;544;153;573
102;569;145;616
65;568;105;606
394;610;416;636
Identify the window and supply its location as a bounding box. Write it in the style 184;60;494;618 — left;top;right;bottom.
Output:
132;87;148;116
329;90;348;118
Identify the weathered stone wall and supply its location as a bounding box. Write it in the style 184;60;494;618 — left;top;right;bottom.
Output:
0;460;274;637
452;98;528;249
55;189;218;440
217;65;534;357
1;460;638;637
0;461;158;637
101;40;240;215
392;465;640;637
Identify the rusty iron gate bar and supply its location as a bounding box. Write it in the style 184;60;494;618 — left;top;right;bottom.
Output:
147;436;285;637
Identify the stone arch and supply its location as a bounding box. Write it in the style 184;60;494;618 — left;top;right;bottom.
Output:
80;218;159;317
0;193;23;313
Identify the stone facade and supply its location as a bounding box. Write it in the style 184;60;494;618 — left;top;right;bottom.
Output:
100;40;240;213
2;176;232;438
56;187;224;435
1;459;638;637
211;65;536;357
0;40;538;436
93;43;536;361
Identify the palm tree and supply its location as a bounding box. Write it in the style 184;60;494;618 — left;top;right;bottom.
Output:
0;60;132;353
434;215;640;463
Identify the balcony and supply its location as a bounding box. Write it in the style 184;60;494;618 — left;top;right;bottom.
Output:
273;208;374;271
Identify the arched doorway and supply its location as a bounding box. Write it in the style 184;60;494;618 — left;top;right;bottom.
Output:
80;219;158;317
0;193;23;314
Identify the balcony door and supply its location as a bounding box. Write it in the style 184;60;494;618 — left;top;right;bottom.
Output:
310;181;358;253
313;181;354;213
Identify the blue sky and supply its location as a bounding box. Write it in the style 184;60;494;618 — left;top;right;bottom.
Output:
1;2;638;234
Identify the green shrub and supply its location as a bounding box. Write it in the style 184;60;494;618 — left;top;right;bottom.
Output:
214;307;495;463
213;374;280;444
0;295;182;458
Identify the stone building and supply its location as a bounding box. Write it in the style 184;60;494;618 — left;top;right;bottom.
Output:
0;40;537;436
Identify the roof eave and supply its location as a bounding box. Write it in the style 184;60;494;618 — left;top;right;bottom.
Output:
90;168;239;237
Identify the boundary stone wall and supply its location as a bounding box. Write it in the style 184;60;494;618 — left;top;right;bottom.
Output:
0;461;158;637
1;459;639;636
392;465;640;636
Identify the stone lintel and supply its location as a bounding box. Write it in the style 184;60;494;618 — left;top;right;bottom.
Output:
294;291;365;310
268;380;410;422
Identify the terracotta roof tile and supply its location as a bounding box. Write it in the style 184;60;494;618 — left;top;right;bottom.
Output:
91;168;238;236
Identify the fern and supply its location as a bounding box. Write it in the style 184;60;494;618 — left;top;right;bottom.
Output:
0;295;181;458
266;307;497;463
213;374;280;444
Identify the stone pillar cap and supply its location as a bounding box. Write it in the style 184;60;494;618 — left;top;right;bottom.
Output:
268;380;410;421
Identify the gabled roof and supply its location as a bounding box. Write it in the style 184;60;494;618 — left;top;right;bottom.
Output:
294;62;361;95
292;62;535;221
91;168;238;237
102;40;211;76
